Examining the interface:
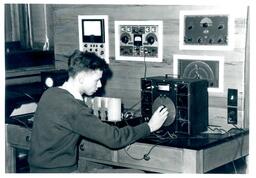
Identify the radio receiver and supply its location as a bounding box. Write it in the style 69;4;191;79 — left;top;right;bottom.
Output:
141;76;209;135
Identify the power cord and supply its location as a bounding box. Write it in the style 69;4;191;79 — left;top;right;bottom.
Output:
232;160;238;174
124;132;177;161
207;126;228;134
124;142;162;161
11;116;32;131
208;124;247;174
143;49;148;79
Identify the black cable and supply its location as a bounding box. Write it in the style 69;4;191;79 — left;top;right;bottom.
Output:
207;126;228;134
208;125;247;174
143;49;147;79
11;117;31;131
126;100;141;111
228;126;247;174
124;145;144;161
232;124;246;132
124;138;175;161
23;92;35;101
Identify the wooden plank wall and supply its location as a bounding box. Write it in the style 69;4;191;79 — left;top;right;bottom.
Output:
52;4;248;130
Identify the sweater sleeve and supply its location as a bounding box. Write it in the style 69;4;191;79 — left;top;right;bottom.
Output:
68;107;151;149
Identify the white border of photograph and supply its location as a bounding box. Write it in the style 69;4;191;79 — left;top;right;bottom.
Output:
173;54;224;93
179;10;234;51
115;20;163;62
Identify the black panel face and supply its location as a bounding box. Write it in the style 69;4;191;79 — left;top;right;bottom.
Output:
227;88;238;106
184;15;228;45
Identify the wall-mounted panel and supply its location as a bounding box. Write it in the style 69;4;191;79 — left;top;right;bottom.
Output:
173;54;224;93
78;15;109;63
115;21;163;62
179;10;235;51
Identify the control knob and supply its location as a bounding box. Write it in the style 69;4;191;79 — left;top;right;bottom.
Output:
146;33;157;45
120;33;131;44
147;36;155;45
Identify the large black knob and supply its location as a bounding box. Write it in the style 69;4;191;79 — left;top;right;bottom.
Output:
121;35;129;44
147;36;155;45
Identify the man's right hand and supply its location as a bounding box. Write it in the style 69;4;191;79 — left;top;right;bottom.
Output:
147;106;168;132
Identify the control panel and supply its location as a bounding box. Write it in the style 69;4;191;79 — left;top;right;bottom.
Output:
78;15;109;63
179;11;234;50
115;21;163;62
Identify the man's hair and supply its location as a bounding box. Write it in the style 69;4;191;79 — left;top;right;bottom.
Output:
68;49;109;78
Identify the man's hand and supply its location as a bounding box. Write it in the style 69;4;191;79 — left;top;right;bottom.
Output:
147;106;168;132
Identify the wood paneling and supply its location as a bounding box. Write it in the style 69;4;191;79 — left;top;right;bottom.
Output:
53;4;248;129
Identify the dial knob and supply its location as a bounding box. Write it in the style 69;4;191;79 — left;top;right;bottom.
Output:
202;23;209;28
121;35;129;44
147;36;155;45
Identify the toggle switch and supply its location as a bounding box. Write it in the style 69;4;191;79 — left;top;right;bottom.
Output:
227;88;238;106
227;107;237;124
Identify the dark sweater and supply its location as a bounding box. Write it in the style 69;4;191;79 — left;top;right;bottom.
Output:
28;87;150;173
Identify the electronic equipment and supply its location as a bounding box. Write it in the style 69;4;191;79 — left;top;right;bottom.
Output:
227;88;238;124
78;15;109;63
41;70;68;90
179;10;234;50
115;21;163;62
141;76;209;135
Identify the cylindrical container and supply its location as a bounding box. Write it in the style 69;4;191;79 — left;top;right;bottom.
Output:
107;98;121;122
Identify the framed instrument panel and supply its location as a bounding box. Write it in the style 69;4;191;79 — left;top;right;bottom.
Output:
173;54;224;93
115;21;163;62
78;15;109;63
179;10;234;50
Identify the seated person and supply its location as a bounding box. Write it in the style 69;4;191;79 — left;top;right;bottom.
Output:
28;49;168;173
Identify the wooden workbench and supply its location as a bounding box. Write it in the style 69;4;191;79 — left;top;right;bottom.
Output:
5;123;249;173
78;129;249;173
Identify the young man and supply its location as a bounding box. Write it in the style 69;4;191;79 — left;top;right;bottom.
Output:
28;50;168;173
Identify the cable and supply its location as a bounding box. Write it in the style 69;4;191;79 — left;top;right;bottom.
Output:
43;4;49;51
12;117;31;130
207;126;228;135
124;138;174;161
143;49;148;79
231;124;246;132
23;92;35;101
232;160;238;174
126;100;141;111
124;145;144;161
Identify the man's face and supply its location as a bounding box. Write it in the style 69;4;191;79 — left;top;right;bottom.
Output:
79;69;103;96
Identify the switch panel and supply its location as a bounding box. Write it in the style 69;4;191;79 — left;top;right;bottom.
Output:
179;10;234;50
227;107;237;124
227;88;238;124
227;88;238;106
115;21;163;62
